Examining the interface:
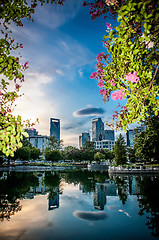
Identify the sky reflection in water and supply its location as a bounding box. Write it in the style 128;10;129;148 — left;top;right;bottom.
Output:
0;169;159;240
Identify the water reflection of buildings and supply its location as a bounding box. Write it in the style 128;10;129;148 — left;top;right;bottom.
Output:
48;188;59;211
93;181;117;210
94;183;107;210
24;172;60;211
79;177;141;210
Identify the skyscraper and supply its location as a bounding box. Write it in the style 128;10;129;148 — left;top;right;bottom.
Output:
102;130;115;141
92;117;104;141
50;118;60;141
82;132;90;147
79;135;82;149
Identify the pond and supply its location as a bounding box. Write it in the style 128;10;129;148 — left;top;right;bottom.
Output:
0;169;159;240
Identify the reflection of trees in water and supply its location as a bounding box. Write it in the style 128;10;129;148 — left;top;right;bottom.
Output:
114;176;129;205
136;176;159;237
0;198;22;221
60;169;109;193
0;172;39;221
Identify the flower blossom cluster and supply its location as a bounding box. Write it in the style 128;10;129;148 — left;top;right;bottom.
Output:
106;22;113;30
125;71;140;83
22;61;29;70
108;78;116;86
112;112;118;118
111;90;125;100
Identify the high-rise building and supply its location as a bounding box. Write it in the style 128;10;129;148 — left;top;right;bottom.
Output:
25;128;38;137
82;132;90;147
50;118;60;141
79;135;82;149
102;130;115;141
126;126;146;147
92;117;104;141
126;130;134;147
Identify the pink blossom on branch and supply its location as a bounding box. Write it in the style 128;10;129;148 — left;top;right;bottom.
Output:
90;72;97;79
111;90;125;100
97;80;104;87
22;61;29;70
106;22;111;28
108;78;116;86
125;71;140;83
96;52;105;61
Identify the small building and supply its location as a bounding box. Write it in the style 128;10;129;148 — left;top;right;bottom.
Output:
28;135;49;151
95;140;115;151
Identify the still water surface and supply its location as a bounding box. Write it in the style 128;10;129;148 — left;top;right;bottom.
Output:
0;169;159;240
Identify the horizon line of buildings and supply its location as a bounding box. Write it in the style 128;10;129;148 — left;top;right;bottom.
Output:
25;117;145;152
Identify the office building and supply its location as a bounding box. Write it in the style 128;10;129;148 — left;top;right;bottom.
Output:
93;183;107;210
92;117;104;141
79;135;82;149
82;132;90;147
25;128;38;137
126;126;145;147
94;140;115;151
102;130;115;141
29;135;49;151
50;118;60;141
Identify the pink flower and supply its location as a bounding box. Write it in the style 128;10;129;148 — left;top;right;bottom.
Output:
96;52;104;61
83;1;87;7
108;79;116;86
124;106;127;110
125;71;140;83
15;84;20;89
98;80;104;87
22;61;29;70
106;22;111;28
111;90;125;100
99;88;106;97
90;72;97;79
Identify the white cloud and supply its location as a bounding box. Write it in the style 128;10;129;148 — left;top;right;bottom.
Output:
34;0;82;29
78;69;83;77
56;69;64;76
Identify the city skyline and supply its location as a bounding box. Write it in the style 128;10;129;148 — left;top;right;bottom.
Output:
12;0;129;147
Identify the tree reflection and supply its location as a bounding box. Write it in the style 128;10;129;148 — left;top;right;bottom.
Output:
136;176;159;237
0;198;22;221
0;172;39;221
114;176;129;205
61;169;109;193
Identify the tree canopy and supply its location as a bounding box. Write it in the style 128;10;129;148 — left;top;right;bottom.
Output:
85;0;159;130
0;0;64;157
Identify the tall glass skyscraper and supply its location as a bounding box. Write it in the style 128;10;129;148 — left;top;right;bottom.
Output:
92;117;104;141
50;118;60;141
82;132;90;147
102;130;115;141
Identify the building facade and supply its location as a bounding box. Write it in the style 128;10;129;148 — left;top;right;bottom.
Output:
25;128;38;137
126;126;146;147
28;135;49;151
50;118;60;141
94;140;115;151
82;132;90;147
79;135;82;149
92;117;104;141
102;130;115;141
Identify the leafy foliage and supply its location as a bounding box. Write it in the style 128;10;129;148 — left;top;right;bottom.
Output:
114;134;127;165
134;116;159;162
86;0;159;129
45;149;62;162
94;151;105;162
0;0;64;157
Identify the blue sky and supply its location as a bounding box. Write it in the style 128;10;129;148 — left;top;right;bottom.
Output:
12;0;127;146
